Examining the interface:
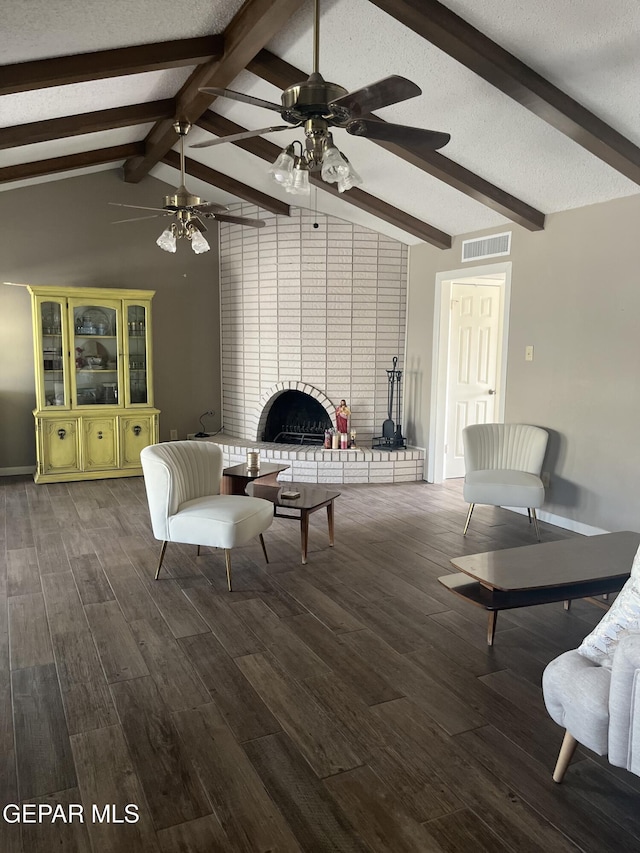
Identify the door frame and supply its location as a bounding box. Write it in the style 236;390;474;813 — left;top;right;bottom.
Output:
427;261;512;483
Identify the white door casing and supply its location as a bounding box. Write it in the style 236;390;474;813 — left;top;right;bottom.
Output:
428;262;511;484
445;283;503;478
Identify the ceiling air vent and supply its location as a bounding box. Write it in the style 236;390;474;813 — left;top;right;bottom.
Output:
462;231;511;262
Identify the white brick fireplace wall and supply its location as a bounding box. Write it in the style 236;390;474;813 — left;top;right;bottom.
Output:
219;205;408;444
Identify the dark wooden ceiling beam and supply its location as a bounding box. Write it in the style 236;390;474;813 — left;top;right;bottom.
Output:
162;149;291;217
0;143;144;185
197;112;451;248
247;49;545;231
0;36;224;97
0;101;174;151
367;0;640;184
124;0;306;184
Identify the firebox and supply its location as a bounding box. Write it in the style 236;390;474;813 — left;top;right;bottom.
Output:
263;390;332;445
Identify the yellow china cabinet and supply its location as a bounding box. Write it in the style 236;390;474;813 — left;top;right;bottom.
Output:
28;284;160;483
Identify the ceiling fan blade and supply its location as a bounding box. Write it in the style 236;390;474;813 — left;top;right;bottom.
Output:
190;216;207;232
346;118;450;151
330;76;421;118
212;214;266;228
190;125;292;149
111;214;163;224
192;201;229;212
199;87;283;113
108;202;169;213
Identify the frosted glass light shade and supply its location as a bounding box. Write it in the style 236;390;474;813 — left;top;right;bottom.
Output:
190;229;210;254
337;158;363;193
286;162;310;195
156;226;176;252
321;145;349;183
269;148;295;185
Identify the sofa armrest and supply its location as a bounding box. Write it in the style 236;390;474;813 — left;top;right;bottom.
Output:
608;633;640;771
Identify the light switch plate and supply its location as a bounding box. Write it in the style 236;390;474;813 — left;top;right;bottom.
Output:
525;345;534;362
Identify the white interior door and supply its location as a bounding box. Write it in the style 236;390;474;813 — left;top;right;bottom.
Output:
444;282;503;478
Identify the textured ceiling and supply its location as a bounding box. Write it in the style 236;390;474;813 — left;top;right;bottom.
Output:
2;0;640;244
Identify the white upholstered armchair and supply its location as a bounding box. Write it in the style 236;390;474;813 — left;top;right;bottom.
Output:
462;423;548;540
140;441;274;590
543;634;640;782
543;547;640;782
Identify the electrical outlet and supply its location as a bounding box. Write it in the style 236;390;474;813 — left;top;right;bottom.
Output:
541;471;551;488
169;429;178;440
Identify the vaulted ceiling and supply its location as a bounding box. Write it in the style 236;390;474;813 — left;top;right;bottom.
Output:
2;0;640;246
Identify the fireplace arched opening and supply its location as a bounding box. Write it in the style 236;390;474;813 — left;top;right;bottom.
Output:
263;390;332;445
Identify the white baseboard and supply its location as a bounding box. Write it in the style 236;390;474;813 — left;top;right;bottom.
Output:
504;506;609;536
0;466;36;477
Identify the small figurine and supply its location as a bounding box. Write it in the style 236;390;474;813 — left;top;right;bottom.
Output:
336;399;351;434
75;347;85;368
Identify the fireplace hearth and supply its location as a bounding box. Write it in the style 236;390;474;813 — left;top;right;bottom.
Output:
263;390;332;445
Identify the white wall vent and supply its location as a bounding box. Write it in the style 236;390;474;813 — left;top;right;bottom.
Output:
462;231;511;262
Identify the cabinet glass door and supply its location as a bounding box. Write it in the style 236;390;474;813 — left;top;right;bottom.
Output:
126;303;149;405
70;302;119;406
39;299;67;408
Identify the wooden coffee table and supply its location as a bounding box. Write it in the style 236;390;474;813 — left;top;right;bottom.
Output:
221;462;290;495
439;531;640;646
246;482;340;564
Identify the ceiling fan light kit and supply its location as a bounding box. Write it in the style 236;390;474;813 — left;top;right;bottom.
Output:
195;0;449;199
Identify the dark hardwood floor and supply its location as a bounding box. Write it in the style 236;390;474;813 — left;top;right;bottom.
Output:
1;473;638;852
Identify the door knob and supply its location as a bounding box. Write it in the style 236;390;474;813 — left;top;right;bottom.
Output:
488;389;496;395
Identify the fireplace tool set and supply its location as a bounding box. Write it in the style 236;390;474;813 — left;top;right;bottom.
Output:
373;356;406;450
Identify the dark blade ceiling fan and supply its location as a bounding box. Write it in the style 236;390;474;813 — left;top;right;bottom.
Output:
110;121;265;253
191;0;450;194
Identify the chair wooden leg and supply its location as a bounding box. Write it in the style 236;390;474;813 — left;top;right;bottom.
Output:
531;508;541;541
527;508;532;523
154;541;168;580
225;549;233;592
259;533;269;564
196;545;201;557
463;503;475;535
553;730;578;783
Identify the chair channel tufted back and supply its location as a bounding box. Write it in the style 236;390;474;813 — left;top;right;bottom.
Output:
140;440;223;540
462;423;548;474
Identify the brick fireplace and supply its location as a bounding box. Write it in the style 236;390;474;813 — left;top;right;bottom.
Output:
211;205;424;484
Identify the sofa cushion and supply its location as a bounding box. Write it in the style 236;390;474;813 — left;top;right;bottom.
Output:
578;544;640;668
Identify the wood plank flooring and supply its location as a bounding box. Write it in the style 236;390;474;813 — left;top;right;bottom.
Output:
1;472;639;852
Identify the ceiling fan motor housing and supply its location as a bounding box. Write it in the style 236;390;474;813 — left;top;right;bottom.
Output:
164;185;202;210
281;73;349;122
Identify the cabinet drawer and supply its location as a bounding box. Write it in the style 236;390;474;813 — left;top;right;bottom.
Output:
83;418;118;470
120;415;157;468
39;419;81;475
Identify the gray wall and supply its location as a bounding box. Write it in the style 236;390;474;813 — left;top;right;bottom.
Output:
0;169;221;471
407;192;640;533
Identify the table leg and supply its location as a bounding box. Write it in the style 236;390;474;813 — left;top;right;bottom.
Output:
301;510;310;565
220;475;233;495
327;500;335;547
487;611;498;646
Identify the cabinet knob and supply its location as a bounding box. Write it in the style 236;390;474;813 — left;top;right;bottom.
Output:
57;428;66;440
97;431;103;440
133;425;142;436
